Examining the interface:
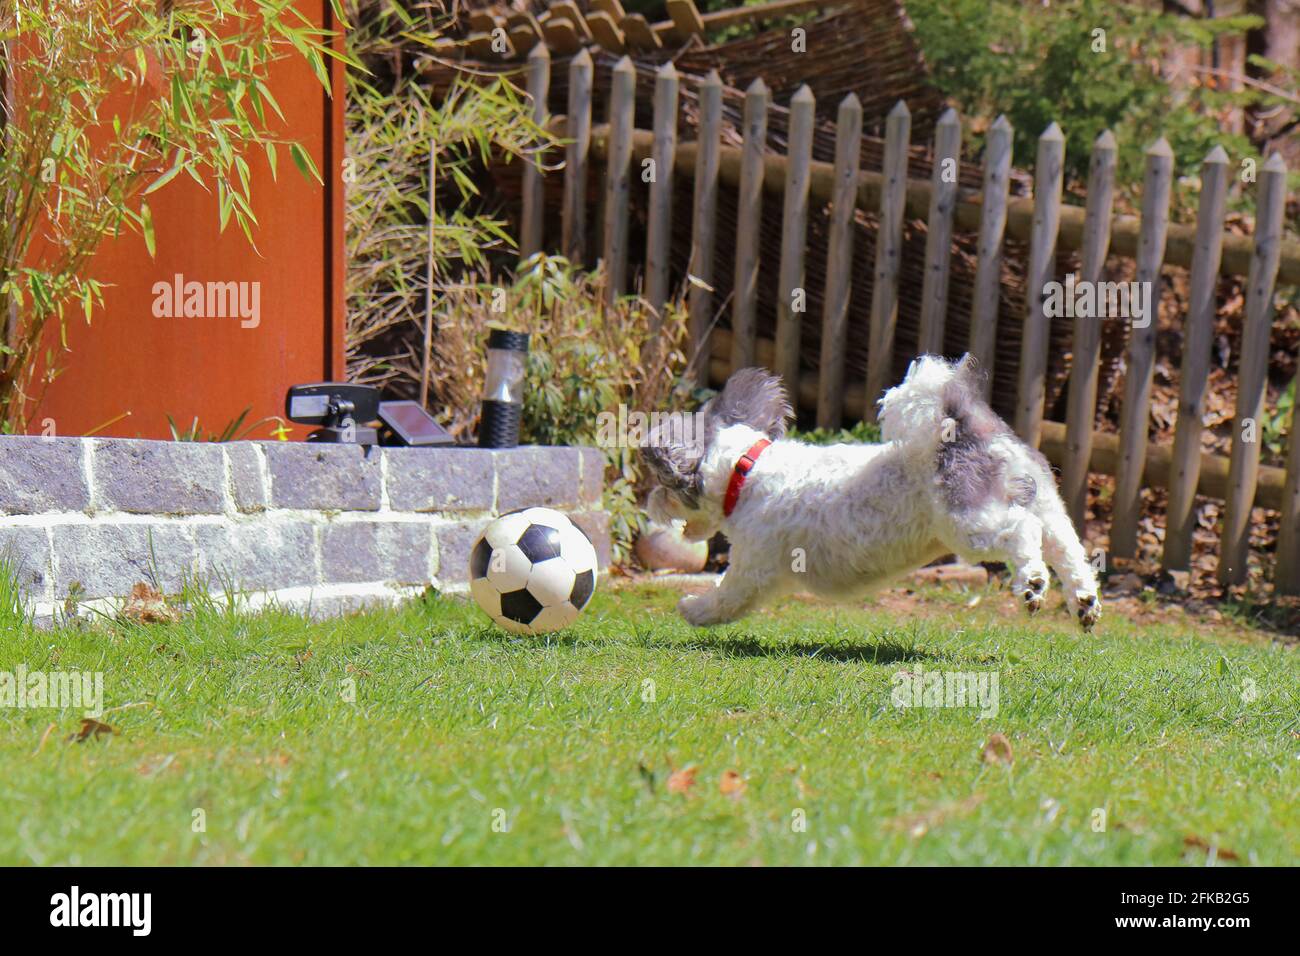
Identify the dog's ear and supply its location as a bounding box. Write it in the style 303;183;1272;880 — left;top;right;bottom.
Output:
953;352;987;394
705;367;792;440
641;441;705;505
641;417;706;505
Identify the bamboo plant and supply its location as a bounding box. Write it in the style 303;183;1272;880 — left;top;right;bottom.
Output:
0;0;354;431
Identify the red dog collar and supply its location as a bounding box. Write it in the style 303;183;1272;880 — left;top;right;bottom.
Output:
722;438;772;517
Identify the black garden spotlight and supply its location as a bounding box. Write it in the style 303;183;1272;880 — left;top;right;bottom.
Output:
285;383;454;446
478;328;529;449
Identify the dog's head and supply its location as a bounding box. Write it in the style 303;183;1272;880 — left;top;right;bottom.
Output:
641;368;791;538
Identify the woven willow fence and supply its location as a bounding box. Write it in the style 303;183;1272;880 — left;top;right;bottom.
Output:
513;44;1299;593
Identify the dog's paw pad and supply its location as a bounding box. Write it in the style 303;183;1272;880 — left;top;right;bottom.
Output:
1076;593;1100;631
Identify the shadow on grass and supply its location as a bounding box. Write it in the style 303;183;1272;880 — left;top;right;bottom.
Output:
650;635;951;665
471;624;955;665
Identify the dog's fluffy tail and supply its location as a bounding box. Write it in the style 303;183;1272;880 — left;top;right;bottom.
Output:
877;353;987;447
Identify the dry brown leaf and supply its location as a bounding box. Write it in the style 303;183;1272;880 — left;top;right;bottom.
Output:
719;769;746;798
980;733;1014;765
666;765;697;795
121;582;180;625
67;718;116;743
1183;835;1240;861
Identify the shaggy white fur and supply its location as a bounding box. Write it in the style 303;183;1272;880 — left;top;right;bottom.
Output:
643;355;1100;630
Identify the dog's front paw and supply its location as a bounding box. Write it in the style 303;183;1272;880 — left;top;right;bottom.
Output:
1075;592;1100;632
678;593;721;627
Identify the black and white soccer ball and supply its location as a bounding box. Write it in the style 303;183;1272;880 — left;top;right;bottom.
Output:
468;507;598;634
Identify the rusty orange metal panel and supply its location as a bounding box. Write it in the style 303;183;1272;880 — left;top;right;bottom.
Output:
31;0;345;441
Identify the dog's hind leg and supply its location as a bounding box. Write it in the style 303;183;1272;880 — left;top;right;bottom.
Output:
1037;504;1101;631
947;507;1050;616
999;511;1052;616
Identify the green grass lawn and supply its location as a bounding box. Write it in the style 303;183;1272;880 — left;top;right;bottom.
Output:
1;581;1296;865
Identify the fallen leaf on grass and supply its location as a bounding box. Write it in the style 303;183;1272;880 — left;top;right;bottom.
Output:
67;718;116;743
887;794;986;838
121;582;180;625
719;770;746;798
666;766;697;795
1183;835;1239;861
980;733;1013;765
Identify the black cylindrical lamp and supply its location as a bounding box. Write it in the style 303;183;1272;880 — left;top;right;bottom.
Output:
478;329;529;448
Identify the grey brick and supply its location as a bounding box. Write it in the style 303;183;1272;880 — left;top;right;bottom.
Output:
93;440;224;515
51;523;196;599
0;437;89;514
434;519;490;587
226;443;269;513
0;525;53;602
384;447;494;513
569;511;612;572
320;521;433;585
192;521;318;591
264;443;382;511
578;446;606;506
493;447;582;513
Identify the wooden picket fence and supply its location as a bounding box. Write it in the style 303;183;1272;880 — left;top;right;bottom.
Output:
515;49;1300;593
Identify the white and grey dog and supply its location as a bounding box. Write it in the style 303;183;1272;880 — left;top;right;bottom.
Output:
643;355;1100;630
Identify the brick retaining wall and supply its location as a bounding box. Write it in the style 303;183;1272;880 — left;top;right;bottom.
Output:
0;437;609;625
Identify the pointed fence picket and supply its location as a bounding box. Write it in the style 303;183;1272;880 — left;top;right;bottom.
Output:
1061;130;1117;531
731;78;769;372
774;84;815;399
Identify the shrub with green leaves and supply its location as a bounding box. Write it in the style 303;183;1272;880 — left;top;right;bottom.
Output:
430;255;697;564
905;0;1262;205
790;420;882;445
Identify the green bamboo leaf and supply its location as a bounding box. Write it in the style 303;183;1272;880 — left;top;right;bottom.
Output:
289;142;321;183
144;159;183;195
140;202;156;258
